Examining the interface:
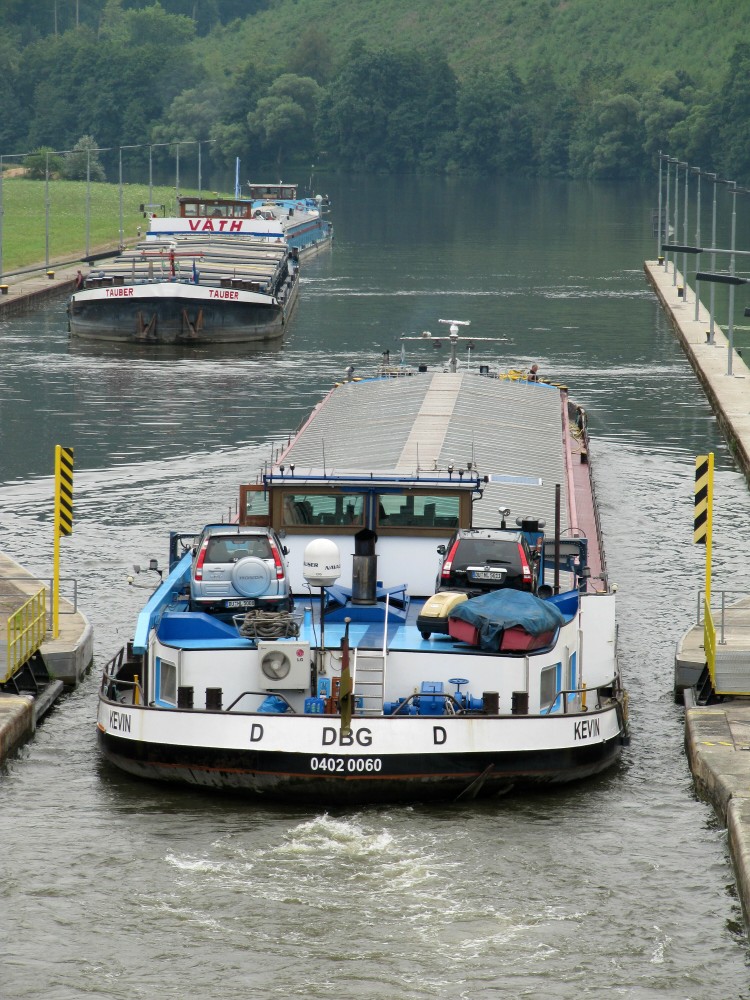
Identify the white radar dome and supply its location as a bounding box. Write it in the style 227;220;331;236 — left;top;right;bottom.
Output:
303;539;342;587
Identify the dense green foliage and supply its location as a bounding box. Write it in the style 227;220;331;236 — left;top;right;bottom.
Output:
1;0;750;181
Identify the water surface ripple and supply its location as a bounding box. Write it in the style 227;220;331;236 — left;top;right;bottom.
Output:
1;176;749;998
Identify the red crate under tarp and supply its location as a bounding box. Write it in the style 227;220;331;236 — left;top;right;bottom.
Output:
500;626;555;651
447;617;480;646
448;618;555;651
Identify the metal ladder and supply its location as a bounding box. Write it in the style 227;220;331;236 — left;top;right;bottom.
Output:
353;650;386;716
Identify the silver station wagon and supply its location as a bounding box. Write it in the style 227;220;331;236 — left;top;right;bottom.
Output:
189;524;292;615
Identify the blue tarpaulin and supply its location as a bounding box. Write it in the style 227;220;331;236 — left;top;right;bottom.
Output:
449;589;569;651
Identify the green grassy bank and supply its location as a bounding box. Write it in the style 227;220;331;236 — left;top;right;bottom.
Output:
0;179;203;272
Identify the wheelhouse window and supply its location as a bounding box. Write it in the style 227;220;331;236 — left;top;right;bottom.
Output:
241;485;271;524
179;199;252;219
376;493;460;530
280;491;365;528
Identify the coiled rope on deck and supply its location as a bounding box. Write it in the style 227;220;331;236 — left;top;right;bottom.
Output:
238;610;300;639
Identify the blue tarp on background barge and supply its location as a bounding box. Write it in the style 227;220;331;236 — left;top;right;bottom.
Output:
449;589;569;651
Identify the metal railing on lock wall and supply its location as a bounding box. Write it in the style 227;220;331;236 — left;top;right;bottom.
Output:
3;586;46;683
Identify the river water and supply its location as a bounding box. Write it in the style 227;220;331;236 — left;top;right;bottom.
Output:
2;175;750;998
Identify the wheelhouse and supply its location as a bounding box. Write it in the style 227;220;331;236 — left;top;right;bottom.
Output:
178;196;256;219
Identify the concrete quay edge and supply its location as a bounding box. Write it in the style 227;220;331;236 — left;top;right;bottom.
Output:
0;550;93;767
0;243;126;318
0;263;80;317
648;258;750;926
684;701;750;926
644;260;750;482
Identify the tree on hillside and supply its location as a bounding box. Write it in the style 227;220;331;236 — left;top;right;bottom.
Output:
286;26;334;84
19;4;202;168
248;74;321;169
209;122;248;170
709;44;750;182
318;46;457;170
640;72;703;164
525;62;575;177
0;31;25;152
23;147;64;179
62;135;106;180
456;67;533;174
569;91;646;178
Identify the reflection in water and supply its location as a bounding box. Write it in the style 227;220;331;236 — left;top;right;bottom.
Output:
1;175;750;998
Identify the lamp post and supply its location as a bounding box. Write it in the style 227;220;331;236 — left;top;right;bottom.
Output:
682;161;689;302
673;159;680;287
708;173;718;342
148;142;168;212
691;165;702;320
197;139;216;200
695;217;750;377
45;150;50;267
664;157;672;272
85;146;91;258
727;181;738;375
118;144;140;248
696;268;748;376
175;141;180;210
657;152;663;261
0;154;4;281
666;230;750;378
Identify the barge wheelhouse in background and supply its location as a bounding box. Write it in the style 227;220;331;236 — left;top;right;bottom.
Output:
246;182;332;258
98;326;628;803
67;184;330;345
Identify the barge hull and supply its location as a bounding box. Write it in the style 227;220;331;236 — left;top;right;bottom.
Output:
98;712;624;804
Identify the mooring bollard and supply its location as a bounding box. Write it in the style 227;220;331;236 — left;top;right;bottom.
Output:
46;270;54;279
0;284;8;295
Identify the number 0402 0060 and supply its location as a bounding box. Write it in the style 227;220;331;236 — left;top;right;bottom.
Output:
310;756;383;773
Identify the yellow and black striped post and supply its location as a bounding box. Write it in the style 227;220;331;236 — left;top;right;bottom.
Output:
695;453;715;681
53;446;74;637
694;453;712;546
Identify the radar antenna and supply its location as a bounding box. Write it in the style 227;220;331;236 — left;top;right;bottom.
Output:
400;319;510;373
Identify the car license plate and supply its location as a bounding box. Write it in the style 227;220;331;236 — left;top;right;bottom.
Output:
472;570;504;581
225;599;256;609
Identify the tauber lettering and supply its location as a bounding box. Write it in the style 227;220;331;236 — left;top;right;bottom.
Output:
104;287;134;297
433;726;447;745
209;289;239;299
573;718;601;740
250;723;264;743
322;726;373;747
108;709;131;733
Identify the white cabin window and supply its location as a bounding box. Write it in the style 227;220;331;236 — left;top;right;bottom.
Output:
540;663;561;713
155;657;177;707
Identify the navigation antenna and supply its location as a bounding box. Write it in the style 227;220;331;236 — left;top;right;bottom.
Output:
400;319;510;373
